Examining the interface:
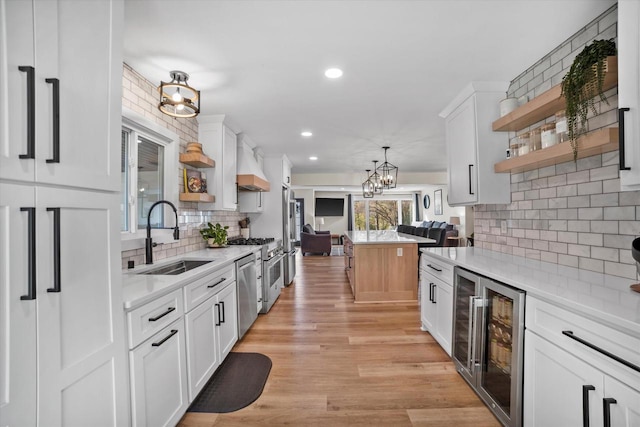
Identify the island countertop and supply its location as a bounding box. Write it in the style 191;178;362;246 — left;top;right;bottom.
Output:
344;230;435;244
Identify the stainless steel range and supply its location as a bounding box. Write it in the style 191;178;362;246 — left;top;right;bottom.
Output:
227;237;284;313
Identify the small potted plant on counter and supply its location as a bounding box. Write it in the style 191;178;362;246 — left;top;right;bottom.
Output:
239;217;250;239
200;222;229;248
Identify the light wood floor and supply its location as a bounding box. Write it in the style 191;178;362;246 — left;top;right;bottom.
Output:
179;253;500;426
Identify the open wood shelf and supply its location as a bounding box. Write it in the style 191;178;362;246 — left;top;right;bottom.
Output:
492;56;618;132
179;193;215;202
179;152;215;168
494;127;618;174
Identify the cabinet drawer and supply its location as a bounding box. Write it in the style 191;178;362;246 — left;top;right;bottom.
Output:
183;264;235;312
420;253;453;284
127;289;184;349
526;296;640;380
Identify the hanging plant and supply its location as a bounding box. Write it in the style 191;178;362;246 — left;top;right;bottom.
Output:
560;38;616;161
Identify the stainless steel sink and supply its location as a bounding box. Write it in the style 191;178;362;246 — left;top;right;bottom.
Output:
139;259;213;275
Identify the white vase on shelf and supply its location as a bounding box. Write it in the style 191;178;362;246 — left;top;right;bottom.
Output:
240;228;250;239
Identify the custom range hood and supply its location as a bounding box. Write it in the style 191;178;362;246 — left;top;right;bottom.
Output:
237;137;270;192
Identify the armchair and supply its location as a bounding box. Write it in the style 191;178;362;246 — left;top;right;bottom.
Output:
301;224;332;256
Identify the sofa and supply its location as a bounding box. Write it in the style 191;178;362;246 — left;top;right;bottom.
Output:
301;224;332;256
397;220;458;247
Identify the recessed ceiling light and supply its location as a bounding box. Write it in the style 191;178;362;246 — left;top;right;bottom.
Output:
301;131;313;137
324;68;343;79
309;156;318;161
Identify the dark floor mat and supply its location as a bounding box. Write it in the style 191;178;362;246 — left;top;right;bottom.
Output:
188;352;272;413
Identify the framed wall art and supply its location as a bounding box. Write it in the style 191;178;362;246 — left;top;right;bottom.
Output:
434;189;442;215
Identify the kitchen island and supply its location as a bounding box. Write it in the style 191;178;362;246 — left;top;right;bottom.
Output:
343;230;435;302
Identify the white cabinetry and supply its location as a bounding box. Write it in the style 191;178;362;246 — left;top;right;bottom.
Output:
419;252;454;356
198;115;238;211
524;296;640;427
282;155;292;186
618;0;640;191
0;1;128;425
439;82;510;206
255;249;263;314
239;191;265;213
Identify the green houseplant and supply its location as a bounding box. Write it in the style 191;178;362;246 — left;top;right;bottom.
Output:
561;38;617;161
199;222;229;247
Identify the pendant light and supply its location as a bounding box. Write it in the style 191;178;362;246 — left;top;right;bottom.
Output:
378;146;398;189
370;161;383;195
362;169;374;198
158;70;200;118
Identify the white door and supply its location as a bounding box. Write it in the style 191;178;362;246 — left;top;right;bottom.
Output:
32;0;123;192
446;95;478;205
130;319;189;427
523;331;604;427
222;127;238;210
36;187;128;427
419;275;436;333
604;375;640;427
0;183;37;427
185;295;220;402
217;282;238;361
0;0;36;183
434;281;453;356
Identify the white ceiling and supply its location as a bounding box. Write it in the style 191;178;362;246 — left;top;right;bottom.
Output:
123;0;616;177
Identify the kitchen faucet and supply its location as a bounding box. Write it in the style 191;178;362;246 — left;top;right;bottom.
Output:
145;200;180;264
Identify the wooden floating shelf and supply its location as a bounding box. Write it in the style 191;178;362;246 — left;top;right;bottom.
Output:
494;128;618;174
179;152;215;168
492;56;618;132
179;193;215;203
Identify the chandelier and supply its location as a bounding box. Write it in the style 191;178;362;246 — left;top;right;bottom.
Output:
158;70;200;118
362;169;374;198
370;160;384;195
377;146;398;189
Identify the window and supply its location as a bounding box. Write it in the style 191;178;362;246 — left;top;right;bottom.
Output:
353;196;415;231
121;108;178;248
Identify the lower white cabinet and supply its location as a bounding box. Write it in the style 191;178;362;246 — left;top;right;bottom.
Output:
129;318;189;427
419;253;454;356
524;297;640;427
216;280;238;361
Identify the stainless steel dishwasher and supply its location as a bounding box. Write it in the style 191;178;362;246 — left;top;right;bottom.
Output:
236;253;257;339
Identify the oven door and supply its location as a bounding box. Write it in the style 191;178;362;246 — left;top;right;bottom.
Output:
261;253;285;313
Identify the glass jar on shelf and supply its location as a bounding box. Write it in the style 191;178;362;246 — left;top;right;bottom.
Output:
509;140;520;158
541;123;558;148
529;127;542;151
517;132;530;156
555;110;569;143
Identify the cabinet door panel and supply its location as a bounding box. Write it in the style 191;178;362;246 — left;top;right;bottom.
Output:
217;282;238;361
604;376;640;427
419;275;435;332
446;96;477;205
0;183;37;427
435;281;453;356
185;296;219;402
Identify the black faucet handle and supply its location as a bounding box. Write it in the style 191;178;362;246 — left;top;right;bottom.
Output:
173;227;180;240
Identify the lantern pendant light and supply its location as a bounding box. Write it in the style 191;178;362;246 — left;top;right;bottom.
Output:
370;161;384;195
378;146;398;189
362;169;374;198
158;70;200;118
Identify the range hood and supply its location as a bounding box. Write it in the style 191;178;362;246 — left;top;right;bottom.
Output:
237;141;270;192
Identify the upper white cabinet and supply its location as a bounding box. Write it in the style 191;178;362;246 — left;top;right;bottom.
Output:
198;115;238;211
238;191;265;213
0;0;123;192
618;0;640;191
439;82;510;206
282;155;292;186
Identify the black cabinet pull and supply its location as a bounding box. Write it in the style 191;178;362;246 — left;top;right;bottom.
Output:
428;282;434;302
215;303;221;326
45;78;60;163
562;330;640;373
618;108;631;171
207;277;226;288
220;301;225;323
18;66;35;159
582;385;595;427
468;164;474;195
603;397;617;427
20;207;36;300
46;208;61;292
151;329;178;347
431;284;437;304
148;306;175;322
427;264;442;272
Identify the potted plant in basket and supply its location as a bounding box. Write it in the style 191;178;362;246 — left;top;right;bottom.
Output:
200;222;229;247
561;38;617;161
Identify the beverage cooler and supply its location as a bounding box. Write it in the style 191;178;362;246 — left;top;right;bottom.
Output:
452;267;525;427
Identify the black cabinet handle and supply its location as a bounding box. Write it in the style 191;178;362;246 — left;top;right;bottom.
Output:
207;277;226;288
45;78;60;163
468;164;474;195
148;306;175;322
215;303;221;326
582;385;595;427
428;282;434;302
562;331;640;373
46;208;61;292
427;264;442;272
18;66;35;159
431;283;437;304
151;329;178;347
20;207;36;300
619;108;631;171
259;191;263;208
220;301;225;323
603;397;617;427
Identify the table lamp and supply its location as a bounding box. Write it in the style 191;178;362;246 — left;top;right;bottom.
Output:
449;216;460;230
317;217;325;231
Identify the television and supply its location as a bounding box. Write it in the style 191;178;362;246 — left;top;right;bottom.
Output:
315;198;344;217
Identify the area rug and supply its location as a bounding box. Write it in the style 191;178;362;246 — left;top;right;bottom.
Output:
188;352;272;413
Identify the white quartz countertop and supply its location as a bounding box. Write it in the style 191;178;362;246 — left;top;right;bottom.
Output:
421;247;640;337
345;230;435;244
121;246;260;310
